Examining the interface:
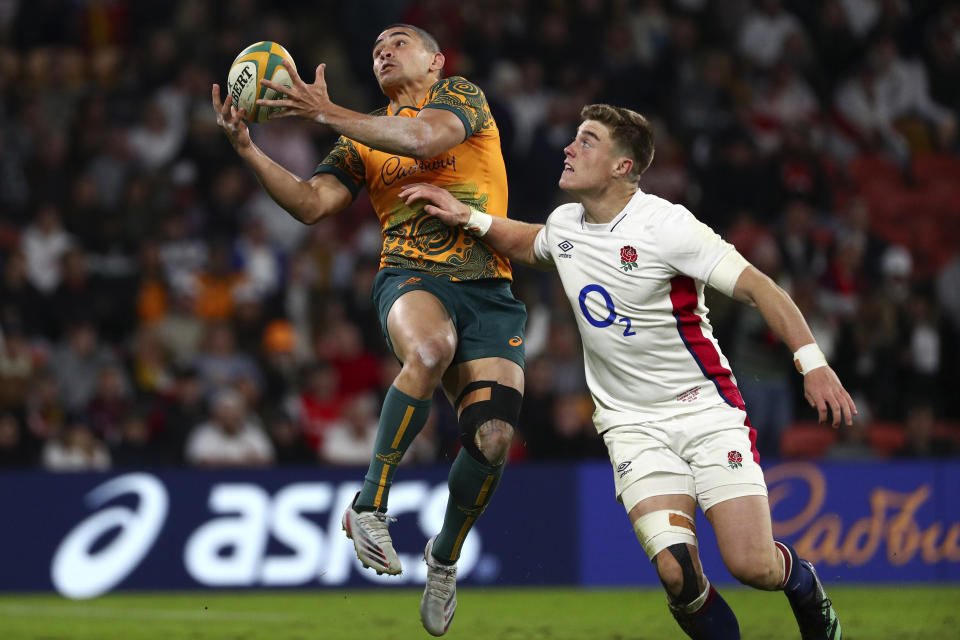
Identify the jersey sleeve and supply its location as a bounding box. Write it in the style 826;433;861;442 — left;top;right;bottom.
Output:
657;205;736;282
533;225;554;265
313;136;365;199
421;77;492;141
706;250;751;296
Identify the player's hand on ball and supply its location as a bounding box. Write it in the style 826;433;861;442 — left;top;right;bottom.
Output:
803;366;857;428
399;183;471;225
258;59;331;123
212;84;251;151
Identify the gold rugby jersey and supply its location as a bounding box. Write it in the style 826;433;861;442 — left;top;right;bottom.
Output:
314;76;511;281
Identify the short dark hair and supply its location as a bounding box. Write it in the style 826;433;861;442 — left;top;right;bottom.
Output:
383;23;440;54
580;104;655;181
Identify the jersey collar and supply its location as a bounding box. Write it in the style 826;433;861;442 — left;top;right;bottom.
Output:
387;79;443;116
387;104;421;116
580;187;645;232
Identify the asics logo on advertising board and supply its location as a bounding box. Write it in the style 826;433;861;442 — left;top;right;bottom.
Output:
51;475;484;598
52;473;169;599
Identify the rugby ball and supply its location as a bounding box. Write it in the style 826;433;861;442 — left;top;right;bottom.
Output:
227;41;296;123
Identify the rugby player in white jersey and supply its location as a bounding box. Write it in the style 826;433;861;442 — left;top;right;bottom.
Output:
398;104;853;640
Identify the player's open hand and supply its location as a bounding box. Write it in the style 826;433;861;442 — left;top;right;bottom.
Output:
258;59;332;123
803;366;857;428
399;183;471;225
212;84;251;151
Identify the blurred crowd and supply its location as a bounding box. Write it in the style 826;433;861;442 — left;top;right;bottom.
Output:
1;0;959;472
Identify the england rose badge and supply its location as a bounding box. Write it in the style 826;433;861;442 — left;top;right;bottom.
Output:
727;450;743;469
620;245;638;271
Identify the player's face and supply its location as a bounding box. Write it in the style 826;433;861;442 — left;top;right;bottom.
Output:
559;120;621;193
372;28;435;90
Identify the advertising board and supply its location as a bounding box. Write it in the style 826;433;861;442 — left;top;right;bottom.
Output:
1;461;956;596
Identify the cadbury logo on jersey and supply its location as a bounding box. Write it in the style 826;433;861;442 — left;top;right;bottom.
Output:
380;154;457;185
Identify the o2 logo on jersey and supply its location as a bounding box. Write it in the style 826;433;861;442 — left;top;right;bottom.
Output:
578;284;636;337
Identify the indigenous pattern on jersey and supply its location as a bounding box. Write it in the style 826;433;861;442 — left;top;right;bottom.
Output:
314;76;511;281
534;189;755;454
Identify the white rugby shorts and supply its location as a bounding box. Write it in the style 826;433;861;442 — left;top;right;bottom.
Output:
602;403;767;514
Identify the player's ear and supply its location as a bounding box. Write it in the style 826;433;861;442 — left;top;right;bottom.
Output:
613;157;634;179
429;52;445;75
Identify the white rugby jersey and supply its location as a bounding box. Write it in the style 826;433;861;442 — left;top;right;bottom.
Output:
534;189;749;433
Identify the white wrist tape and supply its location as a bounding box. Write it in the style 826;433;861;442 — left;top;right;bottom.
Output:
463;208;492;236
793;343;827;376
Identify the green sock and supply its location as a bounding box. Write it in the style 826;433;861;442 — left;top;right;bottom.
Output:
432;448;504;563
355;385;432;511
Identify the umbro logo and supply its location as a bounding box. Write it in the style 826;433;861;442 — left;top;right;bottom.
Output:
558;239;574;258
617;461;633;478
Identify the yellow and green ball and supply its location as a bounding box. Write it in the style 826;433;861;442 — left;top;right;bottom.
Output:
227;41;296;123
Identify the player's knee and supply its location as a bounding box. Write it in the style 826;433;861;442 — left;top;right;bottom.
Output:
728;555;780;590
476;420;515;465
403;335;455;382
653;548;686;598
654;544;702;605
633;510;701;604
457;381;522;466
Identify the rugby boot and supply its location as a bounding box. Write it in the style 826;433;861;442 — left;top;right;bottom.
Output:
788;560;842;640
420;536;457;636
341;493;401;575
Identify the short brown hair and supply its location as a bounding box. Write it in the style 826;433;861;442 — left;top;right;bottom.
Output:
580;104;655;181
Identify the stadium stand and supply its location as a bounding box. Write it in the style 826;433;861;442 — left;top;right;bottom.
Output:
0;0;958;470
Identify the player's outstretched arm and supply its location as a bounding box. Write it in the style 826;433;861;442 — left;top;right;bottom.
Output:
212;84;351;225
731;265;857;427
258;60;463;160
399;183;549;268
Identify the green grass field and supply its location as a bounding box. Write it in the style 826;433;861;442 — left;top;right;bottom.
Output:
0;586;957;639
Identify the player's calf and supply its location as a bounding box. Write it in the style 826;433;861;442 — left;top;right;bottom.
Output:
775;541;843;640
668;581;741;640
635;511;740;639
653;545;740;640
430;381;522;564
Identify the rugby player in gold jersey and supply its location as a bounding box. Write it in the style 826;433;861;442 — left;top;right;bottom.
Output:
214;24;524;636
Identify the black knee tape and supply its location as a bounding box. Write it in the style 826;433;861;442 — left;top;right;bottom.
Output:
665;543;701;606
456;381;523;464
